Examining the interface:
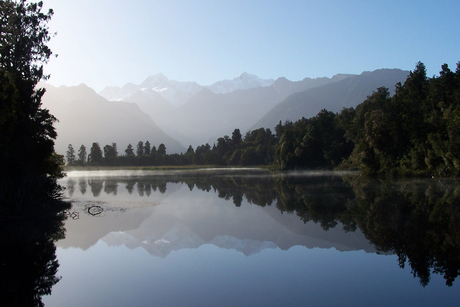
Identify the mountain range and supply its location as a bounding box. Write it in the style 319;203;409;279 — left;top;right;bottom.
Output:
99;72;276;106
253;68;410;130
42;68;410;155
111;72;356;146
40;83;185;155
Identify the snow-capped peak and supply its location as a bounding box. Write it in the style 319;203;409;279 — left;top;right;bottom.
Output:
99;72;275;104
141;73;170;88
206;72;275;94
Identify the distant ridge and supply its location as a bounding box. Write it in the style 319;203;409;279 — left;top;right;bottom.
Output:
252;68;410;131
99;72;275;107
50;68;411;151
122;73;353;147
40;83;185;155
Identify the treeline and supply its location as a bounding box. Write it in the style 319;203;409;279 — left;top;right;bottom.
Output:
66;141;175;166
274;61;460;177
67;62;460;177
342;62;460;176
65;128;275;167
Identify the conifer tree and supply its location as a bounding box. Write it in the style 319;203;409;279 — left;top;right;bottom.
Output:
0;0;60;179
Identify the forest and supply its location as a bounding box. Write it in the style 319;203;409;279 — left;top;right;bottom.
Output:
67;61;460;177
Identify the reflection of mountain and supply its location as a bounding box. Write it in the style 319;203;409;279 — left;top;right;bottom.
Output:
259;204;374;252
57;170;460;286
57;180;182;250
63;178;376;258
103;225;278;258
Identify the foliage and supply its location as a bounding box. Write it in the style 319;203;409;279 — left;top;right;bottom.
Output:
77;144;87;165
345;62;460;177
88;142;103;165
0;0;60;179
103;143;117;165
66;144;75;165
274;110;353;170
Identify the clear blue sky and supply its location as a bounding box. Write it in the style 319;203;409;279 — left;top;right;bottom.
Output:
42;0;460;92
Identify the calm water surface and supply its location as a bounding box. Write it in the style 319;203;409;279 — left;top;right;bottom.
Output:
40;169;460;306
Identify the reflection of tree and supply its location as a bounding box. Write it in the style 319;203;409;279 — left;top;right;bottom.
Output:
67;172;460;286
190;175;277;208
274;176;355;231
0;180;69;306
66;179;76;197
137;182;145;196
125;181;135;194
145;183;151;197
88;179;103;197
158;182;167;193
78;178;87;195
104;181;118;196
347;177;460;287
207;173;460;287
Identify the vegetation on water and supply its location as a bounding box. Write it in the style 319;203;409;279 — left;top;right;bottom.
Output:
66;61;460;177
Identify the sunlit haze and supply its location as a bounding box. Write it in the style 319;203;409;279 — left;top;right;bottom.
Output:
42;0;460;92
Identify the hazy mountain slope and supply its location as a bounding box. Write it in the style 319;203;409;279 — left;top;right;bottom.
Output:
40;83;185;155
124;73;354;147
123;89;176;125
179;73;354;145
252;69;410;131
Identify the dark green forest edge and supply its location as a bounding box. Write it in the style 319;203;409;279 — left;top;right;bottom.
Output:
67;61;460;178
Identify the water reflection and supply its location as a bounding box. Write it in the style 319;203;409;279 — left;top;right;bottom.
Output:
348;177;460;287
0;211;68;306
61;170;460;287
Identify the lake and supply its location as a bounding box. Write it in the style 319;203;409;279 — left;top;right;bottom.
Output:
38;169;460;306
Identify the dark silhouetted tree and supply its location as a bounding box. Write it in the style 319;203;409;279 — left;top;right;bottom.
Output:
136;141;144;157
88;142;103;165
0;0;61;179
231;128;242;150
66;144;75;165
77;145;87;165
125;143;134;157
103;143;118;165
144;141;151;155
158;143;166;156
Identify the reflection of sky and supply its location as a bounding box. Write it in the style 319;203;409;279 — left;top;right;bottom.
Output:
45;242;460;307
